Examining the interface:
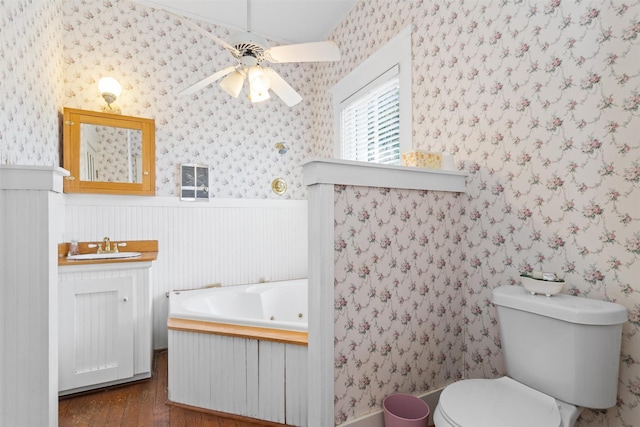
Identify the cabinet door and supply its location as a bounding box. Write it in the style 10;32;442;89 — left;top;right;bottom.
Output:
59;277;134;391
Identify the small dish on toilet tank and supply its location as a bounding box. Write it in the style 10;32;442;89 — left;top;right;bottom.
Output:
520;274;565;296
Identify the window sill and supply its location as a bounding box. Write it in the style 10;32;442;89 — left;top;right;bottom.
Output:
302;158;466;193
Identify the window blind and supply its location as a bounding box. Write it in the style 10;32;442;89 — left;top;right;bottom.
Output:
340;66;400;165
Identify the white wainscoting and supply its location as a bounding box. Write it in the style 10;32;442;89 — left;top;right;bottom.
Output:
0;165;68;427
64;194;308;349
168;330;308;426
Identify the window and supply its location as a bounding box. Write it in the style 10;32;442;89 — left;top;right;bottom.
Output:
331;26;412;165
341;67;400;163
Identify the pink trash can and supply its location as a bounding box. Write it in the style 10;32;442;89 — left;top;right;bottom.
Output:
383;393;430;427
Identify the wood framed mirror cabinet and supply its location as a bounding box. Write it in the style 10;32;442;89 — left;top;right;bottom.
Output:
62;107;156;196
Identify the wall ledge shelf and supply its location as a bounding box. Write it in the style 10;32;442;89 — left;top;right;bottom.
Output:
302;158;466;193
0;165;69;192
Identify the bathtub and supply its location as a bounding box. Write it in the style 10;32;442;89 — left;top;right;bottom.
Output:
168;278;308;332
167;278;308;426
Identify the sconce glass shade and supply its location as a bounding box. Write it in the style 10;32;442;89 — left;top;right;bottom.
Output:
220;70;246;99
248;66;271;103
98;77;122;113
98;77;122;98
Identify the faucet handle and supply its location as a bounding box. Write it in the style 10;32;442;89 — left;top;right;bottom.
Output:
89;243;104;254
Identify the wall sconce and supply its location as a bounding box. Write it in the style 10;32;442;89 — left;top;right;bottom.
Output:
98;77;122;114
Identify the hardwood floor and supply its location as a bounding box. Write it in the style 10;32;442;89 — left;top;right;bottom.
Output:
59;350;289;427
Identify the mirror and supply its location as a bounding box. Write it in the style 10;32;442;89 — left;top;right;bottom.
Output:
63;108;155;195
79;123;143;183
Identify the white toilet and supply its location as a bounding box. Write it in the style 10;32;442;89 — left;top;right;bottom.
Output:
434;285;628;427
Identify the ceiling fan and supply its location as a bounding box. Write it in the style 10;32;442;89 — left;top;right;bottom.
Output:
176;1;341;106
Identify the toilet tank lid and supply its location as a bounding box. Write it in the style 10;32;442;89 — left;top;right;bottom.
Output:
492;285;628;325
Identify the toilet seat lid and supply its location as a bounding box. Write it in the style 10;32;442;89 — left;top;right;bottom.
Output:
439;377;561;427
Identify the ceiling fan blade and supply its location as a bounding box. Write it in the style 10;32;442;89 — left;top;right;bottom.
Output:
178;66;236;96
169;12;239;57
262;68;303;107
265;41;341;63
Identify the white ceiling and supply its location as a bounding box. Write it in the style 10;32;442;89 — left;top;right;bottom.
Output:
132;0;358;43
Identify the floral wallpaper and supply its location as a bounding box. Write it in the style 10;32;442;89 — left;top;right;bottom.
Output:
334;185;464;423
0;0;63;166
319;1;640;426
4;0;639;426
61;0;316;198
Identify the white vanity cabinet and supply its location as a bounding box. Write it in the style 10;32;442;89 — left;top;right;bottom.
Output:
58;261;153;394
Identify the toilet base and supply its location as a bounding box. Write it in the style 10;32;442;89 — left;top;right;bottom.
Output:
557;400;584;427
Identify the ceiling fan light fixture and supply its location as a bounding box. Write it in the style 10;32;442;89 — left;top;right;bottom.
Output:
249;83;270;103
175;0;341;106
247;66;271;103
248;66;271;92
220;70;246;98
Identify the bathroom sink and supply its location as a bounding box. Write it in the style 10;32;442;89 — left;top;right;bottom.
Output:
67;252;142;260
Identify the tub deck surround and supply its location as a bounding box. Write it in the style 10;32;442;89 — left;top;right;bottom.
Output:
169;330;308;426
57;240;158;266
167;318;308;345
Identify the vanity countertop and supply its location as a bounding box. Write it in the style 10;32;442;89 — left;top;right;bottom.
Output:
58;240;158;266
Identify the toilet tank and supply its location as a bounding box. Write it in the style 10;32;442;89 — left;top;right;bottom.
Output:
492;285;627;409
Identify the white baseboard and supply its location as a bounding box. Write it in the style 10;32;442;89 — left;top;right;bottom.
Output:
340;387;444;427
